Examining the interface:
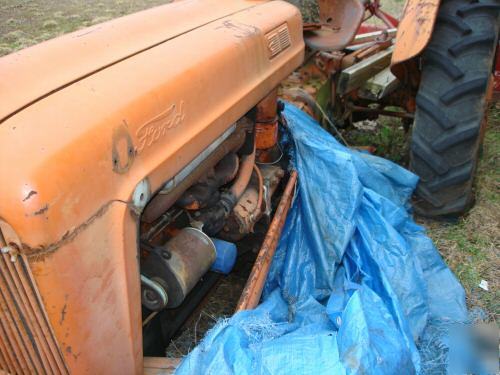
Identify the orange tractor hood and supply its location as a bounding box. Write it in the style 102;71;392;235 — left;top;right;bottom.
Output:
0;0;304;251
0;0;264;124
0;1;304;373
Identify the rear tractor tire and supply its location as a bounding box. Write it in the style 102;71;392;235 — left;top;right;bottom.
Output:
410;0;499;216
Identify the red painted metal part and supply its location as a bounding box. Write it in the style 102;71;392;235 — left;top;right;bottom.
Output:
305;0;399;51
494;41;500;99
359;0;399;33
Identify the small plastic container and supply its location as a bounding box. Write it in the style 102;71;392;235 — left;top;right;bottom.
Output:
210;238;237;274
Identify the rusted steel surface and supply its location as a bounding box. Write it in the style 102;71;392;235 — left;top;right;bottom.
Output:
236;170;298;311
227;165;262;236
255;89;278;123
255;89;279;150
339;40;392;71
391;0;441;79
255;122;279;150
221;164;284;241
230;165;264;235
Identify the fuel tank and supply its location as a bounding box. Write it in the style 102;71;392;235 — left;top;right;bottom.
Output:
0;0;304;373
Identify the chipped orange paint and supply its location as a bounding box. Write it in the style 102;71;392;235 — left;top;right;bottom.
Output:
255;88;279;149
391;0;441;78
0;0;304;373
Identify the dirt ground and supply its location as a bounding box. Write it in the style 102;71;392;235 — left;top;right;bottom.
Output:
1;0;498;353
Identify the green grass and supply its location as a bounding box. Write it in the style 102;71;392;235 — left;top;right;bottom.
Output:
344;116;409;164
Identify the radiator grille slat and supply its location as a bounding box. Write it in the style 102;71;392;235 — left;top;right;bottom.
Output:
19;258;68;374
0;321;22;374
0;345;9;372
2;260;47;373
12;259;66;374
1;258;45;374
0;277;34;373
0;259;40;374
0;253;68;374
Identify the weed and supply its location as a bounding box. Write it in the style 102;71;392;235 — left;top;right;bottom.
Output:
344;116;409;164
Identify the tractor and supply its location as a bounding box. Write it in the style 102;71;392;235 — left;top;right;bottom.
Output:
288;0;500;216
0;0;498;374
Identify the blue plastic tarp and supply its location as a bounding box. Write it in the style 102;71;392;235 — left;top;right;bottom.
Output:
176;104;468;374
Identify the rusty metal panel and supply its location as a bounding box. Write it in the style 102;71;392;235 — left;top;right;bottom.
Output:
0;251;68;374
236;171;298;311
391;0;441;76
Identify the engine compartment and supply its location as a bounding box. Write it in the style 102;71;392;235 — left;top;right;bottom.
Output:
139;89;291;354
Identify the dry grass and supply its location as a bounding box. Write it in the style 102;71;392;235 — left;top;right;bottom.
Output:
0;0;168;56
165;272;247;357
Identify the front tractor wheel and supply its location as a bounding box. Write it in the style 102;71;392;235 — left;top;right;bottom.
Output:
410;0;499;216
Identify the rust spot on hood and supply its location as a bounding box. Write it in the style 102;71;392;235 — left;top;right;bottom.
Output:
22;190;38;202
23;199;130;261
32;204;49;216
